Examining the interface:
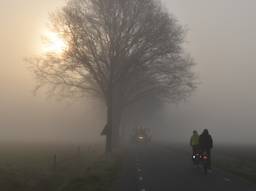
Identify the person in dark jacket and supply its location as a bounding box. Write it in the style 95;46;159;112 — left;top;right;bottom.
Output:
199;129;213;169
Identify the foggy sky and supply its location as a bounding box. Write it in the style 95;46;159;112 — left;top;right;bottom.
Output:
1;0;256;144
0;0;106;143
160;0;256;144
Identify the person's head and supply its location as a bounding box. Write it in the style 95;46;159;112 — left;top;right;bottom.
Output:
202;129;209;135
193;130;198;135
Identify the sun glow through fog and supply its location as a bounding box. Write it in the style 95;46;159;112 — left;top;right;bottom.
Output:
41;30;67;55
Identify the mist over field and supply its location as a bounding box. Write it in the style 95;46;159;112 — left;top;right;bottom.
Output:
0;0;256;146
1;1;256;191
157;0;256;145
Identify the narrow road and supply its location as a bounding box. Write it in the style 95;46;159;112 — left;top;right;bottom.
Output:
114;143;256;191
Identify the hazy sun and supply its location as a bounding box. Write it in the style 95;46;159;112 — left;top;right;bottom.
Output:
41;30;67;55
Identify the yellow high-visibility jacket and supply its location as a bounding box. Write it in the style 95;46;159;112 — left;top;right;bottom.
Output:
190;134;199;146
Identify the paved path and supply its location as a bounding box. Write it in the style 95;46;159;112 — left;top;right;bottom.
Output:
114;144;256;191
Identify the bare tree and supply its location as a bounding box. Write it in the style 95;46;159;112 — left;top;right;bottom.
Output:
28;0;195;153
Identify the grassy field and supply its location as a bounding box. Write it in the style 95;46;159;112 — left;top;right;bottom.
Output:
213;145;256;183
1;142;255;190
0;142;121;191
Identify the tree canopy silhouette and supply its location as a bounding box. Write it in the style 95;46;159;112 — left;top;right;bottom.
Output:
28;0;196;153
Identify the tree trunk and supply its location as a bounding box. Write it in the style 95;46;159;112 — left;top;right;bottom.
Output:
105;86;123;153
111;86;124;148
105;106;112;154
105;106;122;155
111;106;122;147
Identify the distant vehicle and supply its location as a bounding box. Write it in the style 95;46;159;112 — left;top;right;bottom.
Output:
131;126;151;144
136;133;151;144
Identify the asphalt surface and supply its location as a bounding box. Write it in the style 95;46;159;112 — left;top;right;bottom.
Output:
114;143;256;191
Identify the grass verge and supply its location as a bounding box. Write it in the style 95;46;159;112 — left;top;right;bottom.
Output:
59;154;122;191
0;144;122;191
214;157;256;183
